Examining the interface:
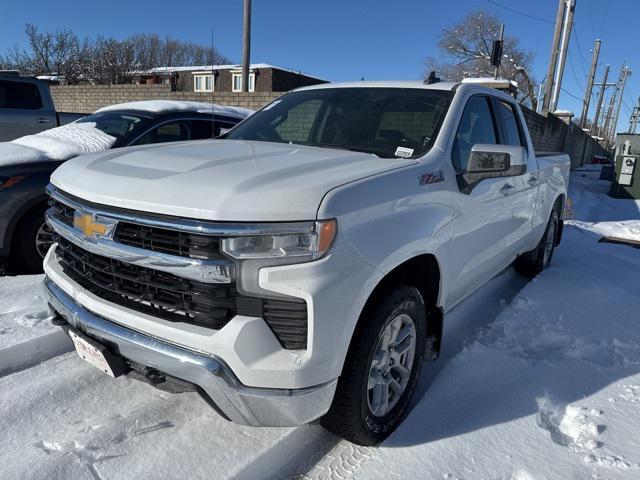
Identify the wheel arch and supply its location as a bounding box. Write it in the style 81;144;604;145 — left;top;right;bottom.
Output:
355;254;444;362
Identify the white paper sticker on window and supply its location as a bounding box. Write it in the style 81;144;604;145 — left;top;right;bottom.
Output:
395;146;414;158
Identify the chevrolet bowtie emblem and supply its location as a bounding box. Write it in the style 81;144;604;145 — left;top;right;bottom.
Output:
73;212;109;238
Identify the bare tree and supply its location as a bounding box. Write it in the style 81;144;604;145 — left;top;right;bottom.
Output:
1;25;231;84
425;10;537;109
88;36;137;84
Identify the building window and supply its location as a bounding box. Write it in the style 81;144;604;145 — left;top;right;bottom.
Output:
232;72;255;92
194;74;214;92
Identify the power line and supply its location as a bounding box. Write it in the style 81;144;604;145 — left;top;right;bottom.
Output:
567;52;585;95
561;87;583;101
587;0;597;40
486;0;554;24
600;0;611;37
571;23;588;77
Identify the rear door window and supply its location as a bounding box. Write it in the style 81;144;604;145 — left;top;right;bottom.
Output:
497;101;525;147
0;80;43;109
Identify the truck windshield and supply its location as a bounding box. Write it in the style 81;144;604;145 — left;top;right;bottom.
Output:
76;112;146;139
225;87;452;158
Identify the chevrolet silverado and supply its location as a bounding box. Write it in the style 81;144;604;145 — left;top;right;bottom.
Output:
43;81;570;445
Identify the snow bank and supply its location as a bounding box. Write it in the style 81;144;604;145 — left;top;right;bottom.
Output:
96;100;254;119
0;122;116;167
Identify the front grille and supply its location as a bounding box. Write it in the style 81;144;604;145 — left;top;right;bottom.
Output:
54;236;308;349
49;198;75;227
56;236;235;329
115;222;223;260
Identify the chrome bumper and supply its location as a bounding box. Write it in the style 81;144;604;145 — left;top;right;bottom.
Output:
44;278;336;427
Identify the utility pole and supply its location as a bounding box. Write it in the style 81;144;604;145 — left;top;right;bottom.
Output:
591;64;610;136
579;39;601;129
241;0;252;93
493;24;505;80
628;97;640;134
603;90;617;142
608;65;631;142
542;0;567;113
550;0;576;113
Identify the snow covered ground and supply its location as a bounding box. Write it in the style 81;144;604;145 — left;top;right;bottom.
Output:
0;166;638;479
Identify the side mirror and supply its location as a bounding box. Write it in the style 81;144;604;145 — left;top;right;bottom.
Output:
467;144;527;175
458;144;527;194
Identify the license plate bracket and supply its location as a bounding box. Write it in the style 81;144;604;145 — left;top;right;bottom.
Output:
67;327;126;377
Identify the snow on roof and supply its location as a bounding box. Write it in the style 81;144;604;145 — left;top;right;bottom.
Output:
554;109;574;116
0;123;116;167
95;100;253;118
296;80;458;92
36;75;62;82
461;77;518;89
135;63;328;82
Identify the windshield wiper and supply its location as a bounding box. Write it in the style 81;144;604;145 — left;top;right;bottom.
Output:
304;142;379;157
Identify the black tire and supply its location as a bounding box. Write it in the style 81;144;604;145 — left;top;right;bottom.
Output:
515;209;559;277
10;205;51;274
321;286;427;446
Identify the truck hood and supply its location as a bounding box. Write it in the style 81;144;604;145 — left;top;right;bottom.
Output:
51;139;415;221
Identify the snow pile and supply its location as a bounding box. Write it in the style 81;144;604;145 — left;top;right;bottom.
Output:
0;274;71;377
0;143;48;164
0;275;53;349
0;122;116;167
96;100;254;119
565;165;640;242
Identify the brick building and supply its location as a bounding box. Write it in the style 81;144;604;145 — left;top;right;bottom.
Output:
134;63;327;93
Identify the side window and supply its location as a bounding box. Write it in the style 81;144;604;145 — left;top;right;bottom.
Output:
0;80;43;109
497;101;525;147
452;96;497;171
190;120;236;139
190;120;214;139
133;121;191;145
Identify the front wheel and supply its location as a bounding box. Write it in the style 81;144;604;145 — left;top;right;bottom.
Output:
321;286;427;446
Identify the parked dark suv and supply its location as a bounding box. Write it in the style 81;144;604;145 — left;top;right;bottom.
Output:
0;102;250;272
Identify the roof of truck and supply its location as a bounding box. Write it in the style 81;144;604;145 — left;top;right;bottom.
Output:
294;80;459;91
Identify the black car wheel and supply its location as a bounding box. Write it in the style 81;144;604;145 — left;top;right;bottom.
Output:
12;205;51;273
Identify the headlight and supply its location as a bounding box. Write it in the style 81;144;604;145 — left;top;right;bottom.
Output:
221;219;337;262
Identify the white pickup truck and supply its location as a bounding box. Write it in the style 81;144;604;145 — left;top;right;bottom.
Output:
44;81;570;446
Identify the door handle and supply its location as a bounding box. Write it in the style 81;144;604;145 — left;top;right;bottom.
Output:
500;184;515;196
528;176;538;186
37;117;51;124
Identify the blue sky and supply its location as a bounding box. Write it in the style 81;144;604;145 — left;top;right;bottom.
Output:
2;0;638;131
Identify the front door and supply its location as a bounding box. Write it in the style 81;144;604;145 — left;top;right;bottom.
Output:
448;95;516;305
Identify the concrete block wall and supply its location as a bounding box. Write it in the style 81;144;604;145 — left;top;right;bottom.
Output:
521;106;607;168
50;84;282;114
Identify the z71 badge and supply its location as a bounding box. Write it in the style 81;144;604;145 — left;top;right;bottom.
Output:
418;171;445;186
